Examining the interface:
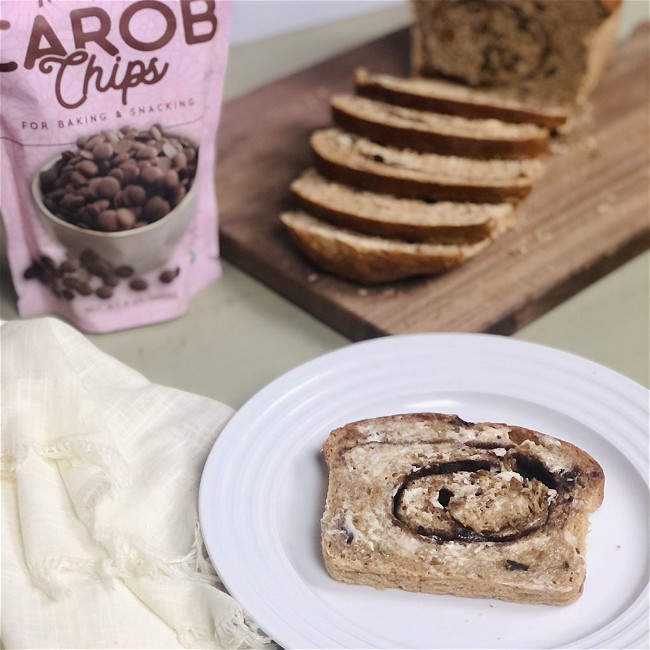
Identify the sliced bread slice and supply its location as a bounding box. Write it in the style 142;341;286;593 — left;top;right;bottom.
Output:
355;68;569;129
321;412;605;605
291;169;516;244
280;210;492;283
331;93;549;159
311;128;545;204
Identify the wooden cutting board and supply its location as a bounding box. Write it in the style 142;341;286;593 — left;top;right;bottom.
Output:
216;25;649;341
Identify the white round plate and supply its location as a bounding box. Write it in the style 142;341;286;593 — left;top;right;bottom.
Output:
199;334;649;649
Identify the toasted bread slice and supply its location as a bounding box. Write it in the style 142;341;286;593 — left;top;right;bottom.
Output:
321;413;604;605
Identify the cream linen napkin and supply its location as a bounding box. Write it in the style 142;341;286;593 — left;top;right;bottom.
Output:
1;317;271;649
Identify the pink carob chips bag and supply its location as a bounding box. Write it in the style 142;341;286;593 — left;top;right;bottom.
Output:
0;0;231;332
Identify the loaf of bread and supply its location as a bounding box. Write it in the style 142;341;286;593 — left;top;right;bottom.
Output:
278;0;621;283
311;128;545;204
291;169;516;244
410;0;621;109
280;211;494;283
355;68;569;129
321;413;604;605
331;93;549;159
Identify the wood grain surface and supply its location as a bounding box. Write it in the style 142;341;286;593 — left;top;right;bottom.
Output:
216;25;649;340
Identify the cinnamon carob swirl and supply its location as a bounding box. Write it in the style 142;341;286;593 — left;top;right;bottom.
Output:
320;413;604;605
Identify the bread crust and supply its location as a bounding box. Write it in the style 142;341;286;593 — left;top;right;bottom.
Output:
331;94;549;159
321;413;604;605
280;211;491;283
314;155;533;204
599;0;622;13
311;129;542;204
291;169;516;244
354;68;568;128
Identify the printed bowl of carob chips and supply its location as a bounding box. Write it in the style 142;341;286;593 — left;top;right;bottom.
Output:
32;124;198;277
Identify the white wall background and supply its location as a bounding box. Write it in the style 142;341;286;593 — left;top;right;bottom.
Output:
230;0;404;45
230;0;649;46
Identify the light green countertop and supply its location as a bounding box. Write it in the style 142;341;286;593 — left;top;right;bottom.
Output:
1;3;648;408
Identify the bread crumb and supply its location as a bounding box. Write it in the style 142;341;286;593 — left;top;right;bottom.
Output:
509;241;529;257
584;134;599;156
549;140;568;155
534;230;554;244
307;273;320;283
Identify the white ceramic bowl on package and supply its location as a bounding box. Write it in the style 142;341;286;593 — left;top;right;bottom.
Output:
32;160;197;274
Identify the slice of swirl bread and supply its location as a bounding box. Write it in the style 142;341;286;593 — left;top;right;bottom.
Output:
291;169;516;244
280;211;495;284
354;68;569;129
331;93;550;159
311;128;545;204
321;413;604;605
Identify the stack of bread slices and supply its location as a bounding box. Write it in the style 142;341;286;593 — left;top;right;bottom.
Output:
279;68;565;284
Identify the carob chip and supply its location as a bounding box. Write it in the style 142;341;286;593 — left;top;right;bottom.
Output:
505;559;530;571
39;125;198;232
159;267;180;283
22;248;181;302
129;278;148;291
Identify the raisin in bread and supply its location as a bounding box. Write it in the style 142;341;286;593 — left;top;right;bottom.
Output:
280;211;495;283
291;169;516;244
321;413;604;605
355;68;569;129
331;93;549;159
311;128;545;204
410;0;621;109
